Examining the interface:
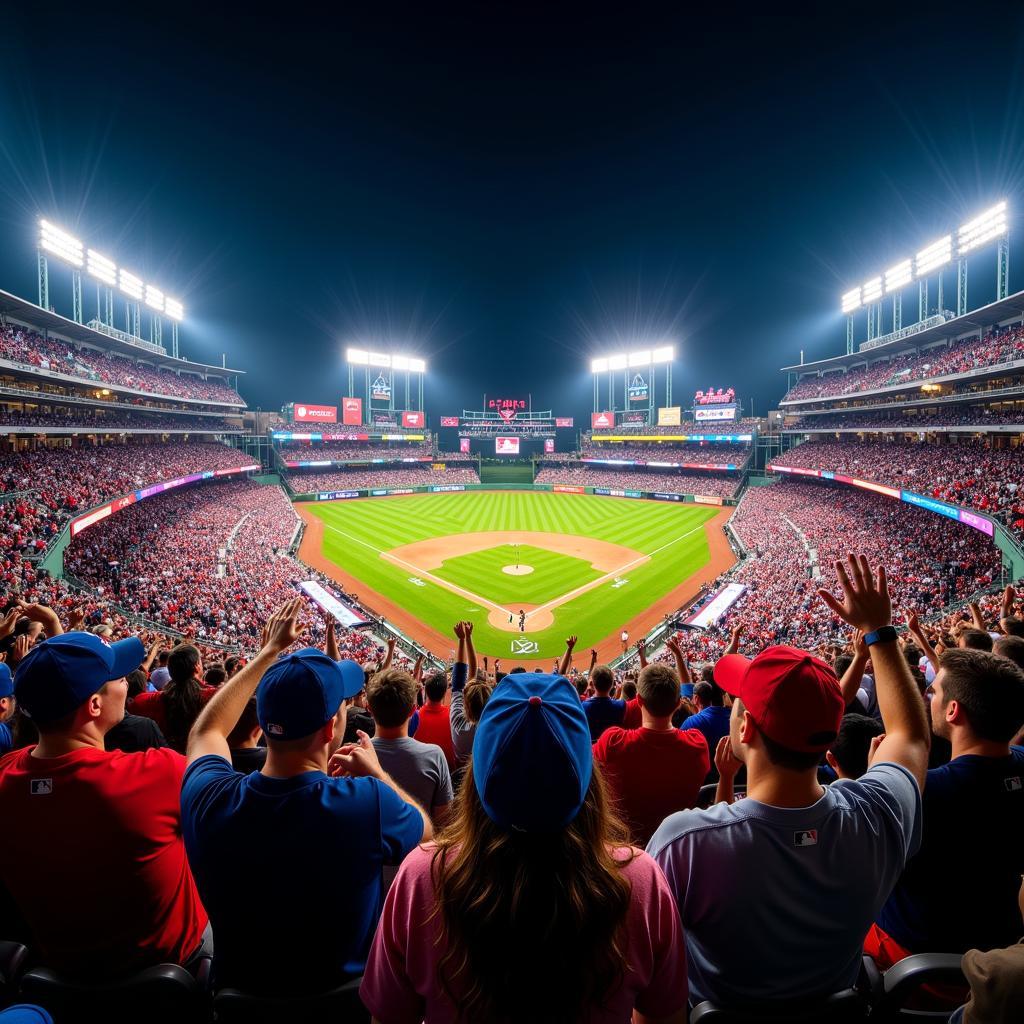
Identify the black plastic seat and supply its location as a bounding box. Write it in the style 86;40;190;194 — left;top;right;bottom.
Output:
878;952;967;1021
19;962;208;1024
213;974;368;1024
690;986;868;1022
0;941;29;1005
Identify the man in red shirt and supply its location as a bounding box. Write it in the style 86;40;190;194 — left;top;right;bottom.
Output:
593;662;710;846
414;671;456;770
0;631;208;978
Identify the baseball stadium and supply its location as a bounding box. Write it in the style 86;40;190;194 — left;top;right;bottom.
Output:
0;9;1022;1024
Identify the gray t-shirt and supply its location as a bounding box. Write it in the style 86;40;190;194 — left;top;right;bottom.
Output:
372;736;453;817
647;762;921;1006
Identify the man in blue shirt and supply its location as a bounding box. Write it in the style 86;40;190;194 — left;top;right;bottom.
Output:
181;598;430;996
679;681;731;760
869;647;1024;964
0;664;14;757
582;664;626;742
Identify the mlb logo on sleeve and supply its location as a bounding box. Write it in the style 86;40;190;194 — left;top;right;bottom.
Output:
793;829;817;847
31;779;54;795
1005;776;1022;792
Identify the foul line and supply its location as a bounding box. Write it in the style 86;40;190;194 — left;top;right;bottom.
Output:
319;518;709;626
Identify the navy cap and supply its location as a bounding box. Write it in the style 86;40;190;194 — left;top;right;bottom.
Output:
472;672;593;833
0;663;13;699
14;632;144;723
257;648;364;741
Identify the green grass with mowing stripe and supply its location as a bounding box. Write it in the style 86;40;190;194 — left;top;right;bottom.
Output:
304;491;718;661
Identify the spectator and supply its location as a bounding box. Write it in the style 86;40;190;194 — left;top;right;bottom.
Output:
150;650;171;690
360;672;689;1023
826;713;885;780
994;634;1024;672
449;621;484;770
649;554;928;1007
593;663;710;846
679;679;732;763
181;598;431;995
869;648;1024;964
0;664;14;757
0;631;208;976
130;643;217;753
414;670;456;770
368;668;453;828
226;697;265;773
583;664;626;742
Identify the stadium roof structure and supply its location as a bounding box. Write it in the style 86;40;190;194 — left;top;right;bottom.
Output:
782;288;1024;374
0;288;245;377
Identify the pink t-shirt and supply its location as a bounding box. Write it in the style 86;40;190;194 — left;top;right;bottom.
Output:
360;843;688;1023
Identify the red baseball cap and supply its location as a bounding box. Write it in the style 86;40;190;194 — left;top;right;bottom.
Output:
714;645;844;753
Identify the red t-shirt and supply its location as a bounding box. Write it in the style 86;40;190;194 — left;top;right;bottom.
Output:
414;703;456;769
0;745;207;976
622;697;642;730
593;727;710;847
130;686;218;752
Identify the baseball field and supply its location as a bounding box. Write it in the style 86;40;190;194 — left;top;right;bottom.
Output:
297;490;734;665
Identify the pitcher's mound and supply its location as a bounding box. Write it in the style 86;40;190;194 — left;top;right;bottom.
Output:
502;565;534;576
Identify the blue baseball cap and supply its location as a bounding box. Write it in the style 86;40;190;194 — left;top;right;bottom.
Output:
472;672;593;833
14;632;144;723
256;648;364;741
0;663;13;699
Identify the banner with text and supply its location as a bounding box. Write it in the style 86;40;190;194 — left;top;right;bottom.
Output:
591;411;615;430
401;410;424;429
342;397;362;425
293;403;337;423
658;406;681;426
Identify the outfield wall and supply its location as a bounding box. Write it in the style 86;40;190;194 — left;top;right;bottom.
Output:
289;481;741;507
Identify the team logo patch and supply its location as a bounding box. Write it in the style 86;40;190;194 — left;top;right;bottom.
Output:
266;723;284;736
31;779;54;795
793;830;817;847
511;638;539;655
1005;776;1022;792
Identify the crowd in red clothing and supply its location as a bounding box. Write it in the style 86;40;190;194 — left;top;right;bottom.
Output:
777;439;1024;539
785;406;1024;431
782;325;1024;403
0;323;245;405
286;464;481;492
534;464;740;496
0;406;240;432
578;440;752;464
276;439;434;460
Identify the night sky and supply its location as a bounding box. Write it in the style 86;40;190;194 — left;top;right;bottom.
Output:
1;5;1023;423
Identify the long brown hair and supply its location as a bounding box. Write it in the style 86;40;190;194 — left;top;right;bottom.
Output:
429;761;636;1023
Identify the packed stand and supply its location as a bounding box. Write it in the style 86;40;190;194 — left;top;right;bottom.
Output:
276;439;433;461
286;464;480;492
777;439;1024;539
782;324;1024;403
0;322;245;405
785;407;1024;431
589;418;759;436
0;406;241;432
535;464;740;496
579;439;752;463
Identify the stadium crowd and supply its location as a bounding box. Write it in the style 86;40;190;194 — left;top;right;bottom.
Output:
286;464;480;492
782;325;1024;403
0;407;240;433
589;418;760;436
579;440;752;464
777;439;1024;538
534;464;740;496
0;323;245;405
785;407;1024;431
276;440;433;460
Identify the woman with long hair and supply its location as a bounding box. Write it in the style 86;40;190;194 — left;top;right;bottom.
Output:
360;672;688;1024
130;643;215;752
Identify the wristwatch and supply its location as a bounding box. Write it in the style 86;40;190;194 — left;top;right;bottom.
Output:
863;626;898;646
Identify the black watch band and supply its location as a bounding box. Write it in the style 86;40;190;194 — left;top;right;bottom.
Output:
863;625;898;646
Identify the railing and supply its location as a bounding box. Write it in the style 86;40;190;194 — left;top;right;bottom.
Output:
86;319;167;355
858;314;950;352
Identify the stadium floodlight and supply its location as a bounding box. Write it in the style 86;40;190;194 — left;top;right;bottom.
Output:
958;201;1007;255
119;269;144;300
607;353;628;371
884;259;912;294
346;348;370;364
164;297;184;321
144;284;165;312
408;357;426;373
841;287;862;313
86;249;117;286
39;220;84;267
915;235;952;276
861;276;883;304
391;354;410;370
628;350;651;367
367;351;391;367
591;357;609;373
652;345;674;363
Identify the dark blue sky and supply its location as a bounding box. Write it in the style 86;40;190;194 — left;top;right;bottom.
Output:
2;4;1023;422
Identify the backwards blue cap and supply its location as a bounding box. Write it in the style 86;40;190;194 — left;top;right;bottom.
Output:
256;648;364;741
472;672;593;833
14;632;144;723
0;662;13;699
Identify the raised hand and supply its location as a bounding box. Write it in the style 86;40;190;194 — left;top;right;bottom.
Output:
261;597;304;654
565;635;577;650
817;554;891;634
453;621;466;640
0;608;19;642
66;607;86;633
714;735;743;780
328;730;384;779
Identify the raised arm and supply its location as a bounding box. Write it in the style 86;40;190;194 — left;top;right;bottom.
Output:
665;636;688;684
838;629;869;706
382;635;397;670
15;600;64;639
187;598;303;765
557;635;577;677
141;640;161;675
324;617;341;662
724;623;743;656
634;637;648;669
464;621;478;680
818;555;929;789
904;609;939;672
968;601;987;632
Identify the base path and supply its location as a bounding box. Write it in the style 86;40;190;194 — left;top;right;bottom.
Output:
295;504;737;669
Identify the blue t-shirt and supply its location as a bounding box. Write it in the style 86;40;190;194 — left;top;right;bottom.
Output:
878;748;1024;953
583;696;626;743
648;762;921;1006
181;755;422;993
679;705;731;755
0;723;11;758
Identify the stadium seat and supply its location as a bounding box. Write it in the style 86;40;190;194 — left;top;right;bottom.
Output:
696;783;718;808
212;975;368;1024
0;942;29;1007
878;953;968;1022
688;986;868;1022
18;961;210;1024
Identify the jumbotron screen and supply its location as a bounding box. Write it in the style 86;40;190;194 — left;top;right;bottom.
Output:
495;436;520;455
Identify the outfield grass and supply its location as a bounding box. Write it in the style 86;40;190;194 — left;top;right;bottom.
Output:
305;491;717;660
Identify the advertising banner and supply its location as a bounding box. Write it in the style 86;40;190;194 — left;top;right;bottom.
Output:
695;406;737;422
591;411;615;430
401;410;424;428
627;374;649;403
553;485;585;494
341;397;362;425
298;580;368;628
495;436;520;455
651;492;684;502
431;484;466;492
544;438;555;453
317;490;361;501
440;416;459;427
555;417;574;428
693;494;724;506
293;403;337;423
460;437;471;453
657;406;681;426
684;583;747;629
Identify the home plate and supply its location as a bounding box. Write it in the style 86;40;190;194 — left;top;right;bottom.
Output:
502;565;534;575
